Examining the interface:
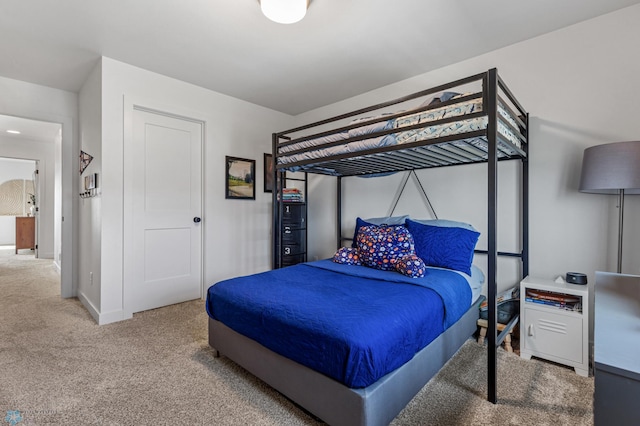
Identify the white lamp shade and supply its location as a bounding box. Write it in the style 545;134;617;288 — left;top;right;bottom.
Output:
261;0;307;24
579;141;640;195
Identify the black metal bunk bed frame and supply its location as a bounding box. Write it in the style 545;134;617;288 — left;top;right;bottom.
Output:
272;68;529;404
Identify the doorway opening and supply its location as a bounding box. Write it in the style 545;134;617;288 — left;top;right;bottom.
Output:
0;115;62;282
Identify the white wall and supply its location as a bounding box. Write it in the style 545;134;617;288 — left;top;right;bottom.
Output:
0;76;77;296
294;4;640;292
86;57;292;324
0;157;36;244
77;62;103;314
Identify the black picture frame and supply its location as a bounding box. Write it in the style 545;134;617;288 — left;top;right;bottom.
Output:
264;153;274;193
264;153;284;193
225;156;255;200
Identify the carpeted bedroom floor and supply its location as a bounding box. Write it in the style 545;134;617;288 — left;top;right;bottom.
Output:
0;248;594;425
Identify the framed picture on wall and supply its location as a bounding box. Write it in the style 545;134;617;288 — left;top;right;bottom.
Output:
225;156;255;200
264;153;284;193
264;153;274;193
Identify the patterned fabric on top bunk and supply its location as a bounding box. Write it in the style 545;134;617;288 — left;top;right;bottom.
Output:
277;92;521;167
394;94;520;151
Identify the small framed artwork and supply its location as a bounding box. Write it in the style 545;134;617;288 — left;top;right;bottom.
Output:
264;153;283;193
264;153;274;193
84;173;97;190
226;156;255;200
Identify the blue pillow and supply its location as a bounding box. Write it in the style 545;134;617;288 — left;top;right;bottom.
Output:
351;215;409;247
411;218;477;232
419;91;461;107
405;218;480;275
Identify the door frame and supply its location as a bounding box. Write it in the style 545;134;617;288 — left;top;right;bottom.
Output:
123;97;205;318
0;113;70;297
33;160;39;258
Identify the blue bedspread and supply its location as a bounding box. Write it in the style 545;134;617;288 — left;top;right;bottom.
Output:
206;260;471;388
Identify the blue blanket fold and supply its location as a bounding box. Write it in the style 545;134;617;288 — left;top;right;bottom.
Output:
206;260;471;388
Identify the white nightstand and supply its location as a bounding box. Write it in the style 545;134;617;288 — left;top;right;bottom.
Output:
520;276;589;377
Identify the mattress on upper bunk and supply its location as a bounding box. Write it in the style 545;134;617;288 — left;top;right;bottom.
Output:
277;92;521;168
206;259;474;388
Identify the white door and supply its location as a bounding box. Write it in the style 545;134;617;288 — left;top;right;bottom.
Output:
129;108;203;313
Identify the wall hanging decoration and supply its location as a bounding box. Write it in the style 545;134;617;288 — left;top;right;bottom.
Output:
80;173;99;198
264;153;275;193
226;156;255;200
79;150;93;174
0;179;34;216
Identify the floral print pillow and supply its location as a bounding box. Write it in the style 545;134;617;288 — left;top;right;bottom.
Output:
332;247;362;266
356;225;415;271
395;254;426;278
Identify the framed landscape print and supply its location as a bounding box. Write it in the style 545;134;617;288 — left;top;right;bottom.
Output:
225;156;255;200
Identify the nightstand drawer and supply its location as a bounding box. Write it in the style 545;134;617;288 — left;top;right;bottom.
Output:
523;308;583;363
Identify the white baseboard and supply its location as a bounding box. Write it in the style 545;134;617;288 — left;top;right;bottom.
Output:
77;291;133;325
98;309;133;325
77;291;100;323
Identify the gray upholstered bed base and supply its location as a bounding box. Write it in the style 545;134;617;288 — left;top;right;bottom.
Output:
208;296;482;426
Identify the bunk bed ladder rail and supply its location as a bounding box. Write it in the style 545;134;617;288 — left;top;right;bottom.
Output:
485;68;499;405
483;68;529;404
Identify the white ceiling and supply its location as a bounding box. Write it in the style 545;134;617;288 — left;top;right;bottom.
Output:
0;115;61;143
1;0;639;116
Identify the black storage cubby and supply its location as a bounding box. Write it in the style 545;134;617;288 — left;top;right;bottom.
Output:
274;198;307;268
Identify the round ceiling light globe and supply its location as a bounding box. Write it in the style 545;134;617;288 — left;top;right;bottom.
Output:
261;0;307;24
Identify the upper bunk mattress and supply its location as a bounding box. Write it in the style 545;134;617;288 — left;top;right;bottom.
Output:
277;92;522;170
206;259;472;388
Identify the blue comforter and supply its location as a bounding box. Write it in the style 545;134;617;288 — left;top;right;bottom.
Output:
206;260;471;388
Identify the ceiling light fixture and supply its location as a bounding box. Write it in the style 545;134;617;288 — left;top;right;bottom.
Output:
6;130;21;134
260;0;307;24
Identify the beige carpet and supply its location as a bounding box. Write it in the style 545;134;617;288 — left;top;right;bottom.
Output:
0;249;594;425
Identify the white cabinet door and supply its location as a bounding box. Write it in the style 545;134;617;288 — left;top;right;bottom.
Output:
523;307;583;363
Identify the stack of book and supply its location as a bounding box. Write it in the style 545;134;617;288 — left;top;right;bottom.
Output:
525;289;582;312
280;188;304;203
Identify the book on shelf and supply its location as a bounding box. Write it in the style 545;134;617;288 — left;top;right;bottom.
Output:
524;288;582;312
278;188;304;202
480;286;519;311
525;297;582;312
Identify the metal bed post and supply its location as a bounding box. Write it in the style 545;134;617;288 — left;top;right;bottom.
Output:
337;176;342;250
523;112;530;278
272;133;279;269
304;172;308;263
486;68;499;404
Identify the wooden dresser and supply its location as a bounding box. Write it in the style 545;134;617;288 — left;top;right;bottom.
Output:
15;216;35;254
